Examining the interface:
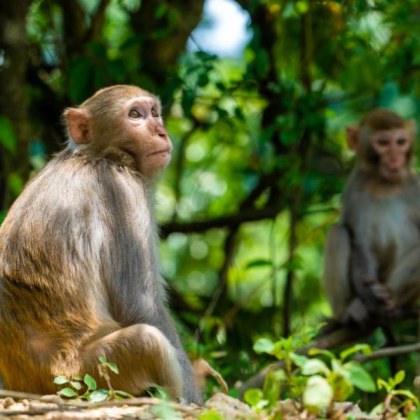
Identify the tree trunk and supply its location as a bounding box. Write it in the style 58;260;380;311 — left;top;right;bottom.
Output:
0;0;31;209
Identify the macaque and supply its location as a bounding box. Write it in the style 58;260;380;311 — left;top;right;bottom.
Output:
323;108;420;326
0;85;201;403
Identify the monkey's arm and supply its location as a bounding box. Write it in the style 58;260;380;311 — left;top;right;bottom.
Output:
349;238;396;318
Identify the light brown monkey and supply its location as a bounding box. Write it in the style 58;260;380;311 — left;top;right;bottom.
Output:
323;108;420;325
0;85;201;403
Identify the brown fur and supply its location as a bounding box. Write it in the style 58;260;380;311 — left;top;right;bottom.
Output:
0;85;201;403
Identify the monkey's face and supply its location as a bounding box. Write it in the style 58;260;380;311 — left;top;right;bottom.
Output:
370;128;412;182
119;95;173;177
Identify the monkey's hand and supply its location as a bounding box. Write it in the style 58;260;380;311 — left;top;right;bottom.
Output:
360;278;399;318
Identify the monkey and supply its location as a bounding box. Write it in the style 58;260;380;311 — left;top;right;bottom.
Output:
0;85;201;403
323;108;420;326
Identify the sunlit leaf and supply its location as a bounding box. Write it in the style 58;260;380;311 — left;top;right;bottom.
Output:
303;375;333;412
346;363;376;392
88;389;110;403
58;387;78;398
53;375;69;385
83;374;97;391
253;338;275;354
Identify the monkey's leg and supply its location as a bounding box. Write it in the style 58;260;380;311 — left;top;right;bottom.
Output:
81;324;183;399
323;225;353;321
387;246;420;309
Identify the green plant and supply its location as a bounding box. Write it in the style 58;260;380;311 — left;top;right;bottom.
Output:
373;371;419;418
245;336;376;417
54;356;133;402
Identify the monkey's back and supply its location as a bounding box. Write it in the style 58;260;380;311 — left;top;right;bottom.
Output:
0;151;163;392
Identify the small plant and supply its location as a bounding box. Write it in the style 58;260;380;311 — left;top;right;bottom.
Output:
54;356;133;402
373;371;419;419
245;335;376;417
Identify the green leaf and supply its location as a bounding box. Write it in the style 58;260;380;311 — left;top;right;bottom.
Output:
83;374;97;391
105;361;119;374
0;116;16;153
88;389;110;403
253;338;275;354
246;259;273;269
303;375;333;412
346;363;376;392
198;408;224;420
407;408;420;420
243;388;264;407
98;356;107;364
340;344;371;361
301;359;330;376
308;348;335;360
70;381;82;390
394;370;406;386
58;387;79;398
114;390;134;399
54;375;69;385
290;353;309;368
377;378;390;392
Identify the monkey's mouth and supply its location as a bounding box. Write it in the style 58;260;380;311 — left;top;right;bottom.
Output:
147;149;172;157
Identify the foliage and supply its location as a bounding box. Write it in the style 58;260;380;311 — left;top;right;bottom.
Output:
54;356;133;402
245;334;419;418
374;371;419;418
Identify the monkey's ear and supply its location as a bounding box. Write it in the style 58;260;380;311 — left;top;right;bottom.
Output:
345;126;359;151
64;108;91;144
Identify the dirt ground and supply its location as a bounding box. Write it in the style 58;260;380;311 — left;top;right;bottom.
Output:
0;391;380;419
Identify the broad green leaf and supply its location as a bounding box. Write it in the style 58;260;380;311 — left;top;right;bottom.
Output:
394;370;406;386
303;375;333;412
53;375;69;385
105;361;119;374
70;381;82;390
346;363;376;392
88;389;110;403
290;353;309;368
83;374;97;391
253;338;275;354
58;387;78;398
243;388;264;407
301;359;330;376
198;408;224;420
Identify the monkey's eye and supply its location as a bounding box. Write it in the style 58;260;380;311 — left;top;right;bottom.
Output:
397;138;408;146
376;138;389;147
151;108;159;118
128;109;142;119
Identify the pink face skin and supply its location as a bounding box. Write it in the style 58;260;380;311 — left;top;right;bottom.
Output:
121;95;173;176
370;128;412;181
